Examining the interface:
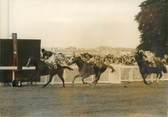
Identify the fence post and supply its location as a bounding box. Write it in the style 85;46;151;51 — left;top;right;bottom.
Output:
108;69;111;83
12;70;15;81
118;65;122;83
12;33;18;85
128;68;134;82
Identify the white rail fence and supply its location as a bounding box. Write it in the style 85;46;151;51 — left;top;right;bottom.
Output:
0;66;36;85
0;66;36;70
0;65;168;85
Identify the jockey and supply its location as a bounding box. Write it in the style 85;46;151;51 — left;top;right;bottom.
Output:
87;55;104;68
41;48;53;60
41;49;58;69
137;50;147;64
87;56;95;64
142;50;166;67
80;52;92;62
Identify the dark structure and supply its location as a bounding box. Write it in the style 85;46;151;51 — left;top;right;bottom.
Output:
0;37;41;83
135;0;168;57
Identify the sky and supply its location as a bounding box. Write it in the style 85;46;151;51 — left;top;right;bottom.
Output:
9;0;144;48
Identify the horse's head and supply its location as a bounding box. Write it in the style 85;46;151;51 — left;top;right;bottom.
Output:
134;51;146;67
135;50;145;60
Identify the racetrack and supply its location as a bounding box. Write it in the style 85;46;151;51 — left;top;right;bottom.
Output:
0;81;167;117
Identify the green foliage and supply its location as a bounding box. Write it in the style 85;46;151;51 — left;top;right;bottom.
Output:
135;0;168;57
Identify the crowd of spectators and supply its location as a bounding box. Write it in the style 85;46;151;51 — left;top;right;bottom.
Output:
42;48;168;66
79;53;136;65
76;51;168;66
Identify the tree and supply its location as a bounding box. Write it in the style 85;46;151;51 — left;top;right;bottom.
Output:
135;0;168;57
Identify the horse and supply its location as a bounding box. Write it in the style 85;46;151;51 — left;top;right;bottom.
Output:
135;50;167;85
26;57;73;88
68;56;115;85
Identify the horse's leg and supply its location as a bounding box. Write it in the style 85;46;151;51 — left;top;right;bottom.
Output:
81;76;88;84
57;72;65;88
142;74;151;85
95;74;101;84
30;73;36;85
43;74;54;88
156;73;159;80
96;74;101;84
93;78;98;85
155;77;159;84
150;74;155;83
72;74;80;85
92;73;101;85
82;77;85;84
30;71;39;85
92;71;99;84
30;73;38;85
92;76;98;84
156;72;162;85
152;73;160;88
92;76;97;84
159;72;162;79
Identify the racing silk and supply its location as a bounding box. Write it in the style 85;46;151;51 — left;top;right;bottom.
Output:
87;56;104;68
42;54;58;69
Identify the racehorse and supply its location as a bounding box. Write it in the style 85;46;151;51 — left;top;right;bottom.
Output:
135;50;167;85
26;57;73;88
68;56;115;85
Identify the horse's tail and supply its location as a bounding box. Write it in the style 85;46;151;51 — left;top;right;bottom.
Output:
62;66;73;70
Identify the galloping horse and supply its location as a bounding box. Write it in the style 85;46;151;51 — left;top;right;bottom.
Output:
135;50;167;85
26;57;73;87
68;56;115;85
